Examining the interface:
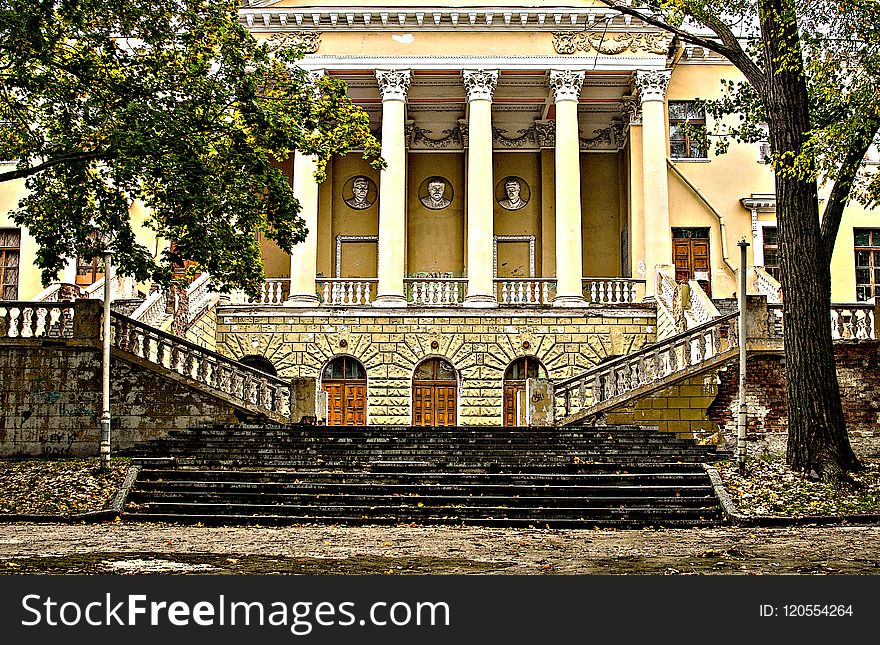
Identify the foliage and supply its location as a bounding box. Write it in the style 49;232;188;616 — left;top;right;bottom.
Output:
0;0;382;295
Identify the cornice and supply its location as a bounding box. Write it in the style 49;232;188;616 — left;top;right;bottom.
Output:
740;194;777;212
239;5;654;32
293;54;667;73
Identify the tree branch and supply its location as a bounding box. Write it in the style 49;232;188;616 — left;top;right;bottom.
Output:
0;149;110;182
597;1;766;91
820;116;880;261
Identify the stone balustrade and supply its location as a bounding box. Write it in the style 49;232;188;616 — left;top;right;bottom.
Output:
496;279;554;305
407;278;467;305
111;312;291;419
319;279;377;306
0;302;76;339
555;312;739;424
583;277;644;304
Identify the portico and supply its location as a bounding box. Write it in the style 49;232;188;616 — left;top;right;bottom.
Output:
275;64;674;309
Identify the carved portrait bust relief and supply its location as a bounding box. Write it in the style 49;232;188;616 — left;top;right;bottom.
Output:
419;176;453;210
343;175;376;210
497;176;530;211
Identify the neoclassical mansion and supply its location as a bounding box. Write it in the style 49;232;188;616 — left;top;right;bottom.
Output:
3;1;878;432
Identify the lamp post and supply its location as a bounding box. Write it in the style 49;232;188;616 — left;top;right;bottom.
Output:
99;237;114;472
737;238;749;475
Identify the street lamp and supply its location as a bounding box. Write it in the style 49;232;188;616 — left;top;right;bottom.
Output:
95;229;114;472
737;238;749;475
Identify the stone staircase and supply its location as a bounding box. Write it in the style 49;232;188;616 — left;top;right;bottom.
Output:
120;424;729;528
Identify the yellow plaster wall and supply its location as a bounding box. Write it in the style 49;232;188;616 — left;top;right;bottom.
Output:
493;152;542;277
581;152;622;277
331;155;380;277
667;64;776;297
829;199;879;303
407;153;465;275
0;175;42;299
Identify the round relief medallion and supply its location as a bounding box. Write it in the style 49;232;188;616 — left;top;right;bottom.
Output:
496;176;530;211
418;176;453;210
343;175;377;210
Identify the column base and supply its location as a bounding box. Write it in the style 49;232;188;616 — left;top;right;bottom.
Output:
552;295;588;308
372;294;408;308
463;294;498;308
284;294;320;307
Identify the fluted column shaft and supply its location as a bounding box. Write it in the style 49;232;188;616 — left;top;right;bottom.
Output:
373;69;411;307
550;69;586;307
635;69;672;298
462;69;499;308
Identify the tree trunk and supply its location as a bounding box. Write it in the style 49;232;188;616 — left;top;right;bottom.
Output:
759;0;860;482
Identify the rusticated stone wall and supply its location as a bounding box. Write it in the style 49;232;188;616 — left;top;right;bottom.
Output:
215;306;657;426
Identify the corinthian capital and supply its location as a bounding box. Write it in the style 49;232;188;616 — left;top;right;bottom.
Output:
549;69;585;102
375;69;412;101
633;69;671;102
462;69;499;102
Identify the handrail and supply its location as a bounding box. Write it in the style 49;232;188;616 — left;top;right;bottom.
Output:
111;311;291;418
555;311;739;390
0;301;76;339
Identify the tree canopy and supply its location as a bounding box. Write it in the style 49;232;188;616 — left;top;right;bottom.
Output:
0;0;382;294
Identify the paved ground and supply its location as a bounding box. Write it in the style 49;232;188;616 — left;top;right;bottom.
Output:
1;521;879;574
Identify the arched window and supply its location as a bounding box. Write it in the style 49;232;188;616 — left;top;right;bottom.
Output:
412;358;457;427
503;356;548;427
238;355;278;377
322;356;367;426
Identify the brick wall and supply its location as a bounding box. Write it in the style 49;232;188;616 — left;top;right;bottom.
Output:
708;343;880;447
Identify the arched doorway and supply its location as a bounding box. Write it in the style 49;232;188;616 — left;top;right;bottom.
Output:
412;358;457;427
322;356;367;426
238;355;278;377
503;356;548;426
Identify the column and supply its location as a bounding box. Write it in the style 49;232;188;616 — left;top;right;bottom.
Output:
373;68;411;307
623;95;646;287
634;69;672;298
549;69;586;307
462;69;499;308
286;149;320;306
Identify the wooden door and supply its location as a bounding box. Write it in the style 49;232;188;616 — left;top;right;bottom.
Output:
412;384;457;427
672;229;711;296
503;384;523;426
323;382;366;426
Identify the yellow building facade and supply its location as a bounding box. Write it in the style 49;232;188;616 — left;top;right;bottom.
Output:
3;1;878;428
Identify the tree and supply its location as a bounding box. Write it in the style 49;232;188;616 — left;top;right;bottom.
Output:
0;0;382;295
598;0;880;483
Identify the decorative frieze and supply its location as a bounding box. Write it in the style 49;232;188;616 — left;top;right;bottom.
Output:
493;125;540;149
462;69;499;102
549;69;585;102
375;68;412;101
410;124;464;149
265;32;322;54
553;31;672;56
633;69;671;102
580;127;614;150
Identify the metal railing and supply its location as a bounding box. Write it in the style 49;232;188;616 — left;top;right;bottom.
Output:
555;312;740;424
